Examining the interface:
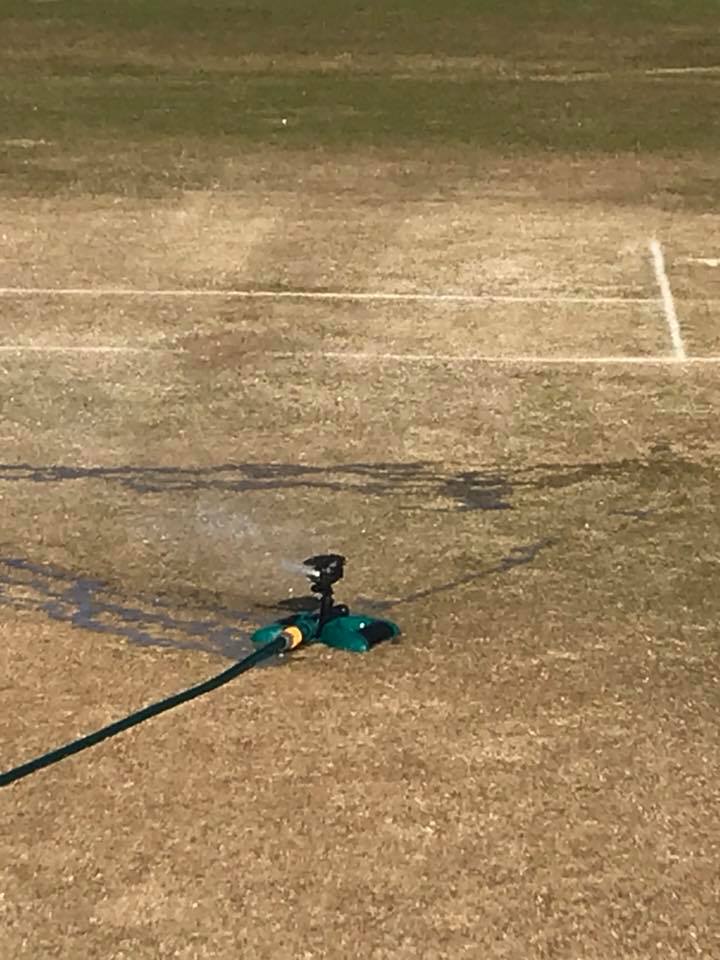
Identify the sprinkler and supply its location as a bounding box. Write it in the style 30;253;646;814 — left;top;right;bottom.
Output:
0;552;399;788
251;554;400;653
1;537;555;789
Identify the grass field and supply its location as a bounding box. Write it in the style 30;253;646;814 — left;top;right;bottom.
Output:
1;3;720;959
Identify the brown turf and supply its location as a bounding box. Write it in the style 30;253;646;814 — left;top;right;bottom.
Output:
2;155;719;959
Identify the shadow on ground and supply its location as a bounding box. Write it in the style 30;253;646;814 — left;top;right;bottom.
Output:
0;460;510;510
0;556;261;661
0;538;556;660
2;450;709;658
0;450;713;512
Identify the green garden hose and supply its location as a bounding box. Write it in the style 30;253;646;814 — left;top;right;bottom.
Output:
0;633;294;789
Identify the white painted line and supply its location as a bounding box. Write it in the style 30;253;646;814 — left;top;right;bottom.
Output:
649;239;686;361
0;286;655;305
0;345;171;354
529;65;720;83
271;351;720;366
1;344;719;365
683;257;720;267
531;71;613;83
644;65;720;76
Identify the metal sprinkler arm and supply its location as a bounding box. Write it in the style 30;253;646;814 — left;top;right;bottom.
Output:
302;554;346;633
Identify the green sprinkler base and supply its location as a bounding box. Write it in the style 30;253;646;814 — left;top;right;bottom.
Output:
251;610;400;653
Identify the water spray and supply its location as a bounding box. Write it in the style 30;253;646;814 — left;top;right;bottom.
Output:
0;553;399;788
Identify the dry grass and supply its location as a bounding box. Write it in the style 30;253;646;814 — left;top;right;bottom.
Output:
2;158;720;959
1;153;719;293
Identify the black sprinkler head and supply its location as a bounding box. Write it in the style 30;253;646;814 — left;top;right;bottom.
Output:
302;554;346;595
252;552;400;654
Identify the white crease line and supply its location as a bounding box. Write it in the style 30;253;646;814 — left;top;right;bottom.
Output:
531;65;720;82
649;238;686;361
644;65;720;76
272;351;717;365
0;286;655;305
0;345;171;354
682;257;720;267
1;345;718;364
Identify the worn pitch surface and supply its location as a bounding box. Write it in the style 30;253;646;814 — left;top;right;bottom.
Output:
2;4;720;959
2;172;719;959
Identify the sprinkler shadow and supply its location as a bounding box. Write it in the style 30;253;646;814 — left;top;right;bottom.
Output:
356;538;557;613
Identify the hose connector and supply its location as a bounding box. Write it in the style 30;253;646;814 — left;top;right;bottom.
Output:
279;625;306;651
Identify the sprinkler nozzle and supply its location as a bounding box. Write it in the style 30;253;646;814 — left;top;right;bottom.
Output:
302;554;345;594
